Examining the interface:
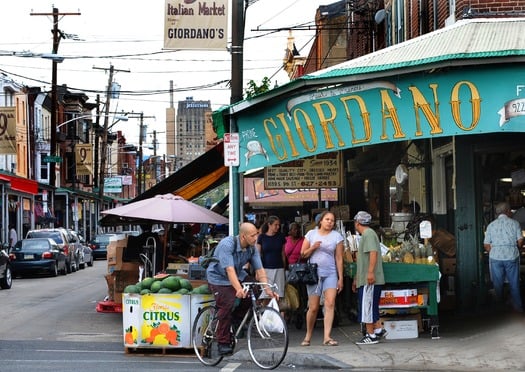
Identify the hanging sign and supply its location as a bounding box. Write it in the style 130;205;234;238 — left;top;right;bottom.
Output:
164;0;228;51
0;107;16;154
75;144;94;176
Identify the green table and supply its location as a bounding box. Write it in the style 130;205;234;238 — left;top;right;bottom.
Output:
344;262;440;316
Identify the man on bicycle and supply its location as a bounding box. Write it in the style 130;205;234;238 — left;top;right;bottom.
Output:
206;222;278;356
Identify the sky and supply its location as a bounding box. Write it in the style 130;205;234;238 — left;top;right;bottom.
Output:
0;0;335;155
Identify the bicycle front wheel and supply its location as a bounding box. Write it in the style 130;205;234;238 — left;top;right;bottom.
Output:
192;305;223;366
247;306;289;370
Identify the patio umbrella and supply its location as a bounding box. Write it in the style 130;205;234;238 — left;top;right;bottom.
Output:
101;194;228;272
100;193;229;225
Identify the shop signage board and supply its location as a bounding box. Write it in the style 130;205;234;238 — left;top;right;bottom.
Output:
235;65;525;172
104;177;123;193
163;0;228;51
43;155;63;163
264;152;342;189
122;292;213;348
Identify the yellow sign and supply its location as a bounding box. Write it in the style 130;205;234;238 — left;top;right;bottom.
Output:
75;144;93;176
164;0;228;51
0;107;16;154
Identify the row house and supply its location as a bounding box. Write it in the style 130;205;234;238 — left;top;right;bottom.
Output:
0;76;138;243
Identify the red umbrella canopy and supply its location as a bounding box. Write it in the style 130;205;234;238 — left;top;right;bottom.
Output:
101;194;228;225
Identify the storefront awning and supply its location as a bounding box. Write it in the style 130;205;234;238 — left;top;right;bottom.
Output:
134;141;227;203
0;172;38;195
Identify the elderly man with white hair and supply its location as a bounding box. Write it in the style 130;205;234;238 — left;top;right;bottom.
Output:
484;202;523;312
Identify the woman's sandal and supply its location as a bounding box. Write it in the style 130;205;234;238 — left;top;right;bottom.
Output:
300;339;311;346
323;339;338;346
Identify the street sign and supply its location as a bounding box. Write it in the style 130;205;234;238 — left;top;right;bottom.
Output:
224;132;239;167
43;156;63;163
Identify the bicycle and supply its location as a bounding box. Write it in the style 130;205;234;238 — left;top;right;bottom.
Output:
192;282;289;370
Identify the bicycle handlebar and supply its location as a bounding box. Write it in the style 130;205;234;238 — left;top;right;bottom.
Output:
241;282;278;293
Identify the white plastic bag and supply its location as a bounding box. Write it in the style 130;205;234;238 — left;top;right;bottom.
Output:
260;298;284;333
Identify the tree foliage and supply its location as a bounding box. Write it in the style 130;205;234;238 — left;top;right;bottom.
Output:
244;77;271;99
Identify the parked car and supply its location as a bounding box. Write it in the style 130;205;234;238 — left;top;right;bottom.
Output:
10;238;67;277
78;233;94;269
26;228;76;273
89;233;119;260
67;230;92;269
0;243;12;289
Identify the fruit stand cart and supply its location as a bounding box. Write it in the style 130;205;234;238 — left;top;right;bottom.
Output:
345;262;441;338
122;277;212;350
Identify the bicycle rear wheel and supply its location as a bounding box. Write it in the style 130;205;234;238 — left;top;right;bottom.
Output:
192;305;223;366
247;306;289;370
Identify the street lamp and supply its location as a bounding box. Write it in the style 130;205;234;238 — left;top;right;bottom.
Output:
57;114;128;130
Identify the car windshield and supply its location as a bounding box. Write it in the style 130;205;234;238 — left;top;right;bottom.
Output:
28;231;64;244
94;235;115;243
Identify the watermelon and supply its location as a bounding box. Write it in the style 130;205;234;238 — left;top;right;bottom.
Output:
162;276;180;291
150;280;163;293
140;289;151;295
158;288;172;294
179;278;193;291
123;285;140;294
141;277;155;289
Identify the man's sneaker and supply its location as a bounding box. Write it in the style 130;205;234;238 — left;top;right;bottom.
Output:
356;334;379;345
218;343;233;356
374;328;388;339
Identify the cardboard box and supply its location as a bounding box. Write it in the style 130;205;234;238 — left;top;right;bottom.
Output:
107;237;129;271
382;319;419;339
379;289;418;308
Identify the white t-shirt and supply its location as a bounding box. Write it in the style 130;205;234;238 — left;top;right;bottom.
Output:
9;228;17;246
304;228;343;277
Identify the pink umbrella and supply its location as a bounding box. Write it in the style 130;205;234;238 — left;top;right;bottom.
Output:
100;193;228;225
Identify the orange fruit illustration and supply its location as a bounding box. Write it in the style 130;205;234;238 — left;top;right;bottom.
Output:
125;332;134;344
166;329;178;345
158;322;170;334
150;327;161;338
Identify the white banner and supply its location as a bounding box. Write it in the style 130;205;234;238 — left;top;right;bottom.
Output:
164;0;228;51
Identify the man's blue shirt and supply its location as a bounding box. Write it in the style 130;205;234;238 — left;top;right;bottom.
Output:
206;236;263;285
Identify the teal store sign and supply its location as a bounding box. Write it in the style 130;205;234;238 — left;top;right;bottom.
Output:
236;65;525;172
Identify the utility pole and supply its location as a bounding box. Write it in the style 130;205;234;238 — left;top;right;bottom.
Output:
31;7;80;188
93;94;100;189
230;0;245;234
138;113;144;196
152;130;158;184
93;64;129;203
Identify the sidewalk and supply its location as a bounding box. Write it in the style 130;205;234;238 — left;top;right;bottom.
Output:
232;310;525;370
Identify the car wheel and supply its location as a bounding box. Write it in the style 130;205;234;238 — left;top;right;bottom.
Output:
79;262;85;270
0;266;12;289
60;263;67;275
67;259;73;273
87;256;94;267
50;262;58;277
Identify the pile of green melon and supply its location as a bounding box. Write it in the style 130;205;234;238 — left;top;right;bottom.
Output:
123;275;211;295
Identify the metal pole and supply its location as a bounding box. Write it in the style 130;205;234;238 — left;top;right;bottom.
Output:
138;113;144;196
97;64;114;202
230;0;244;235
49;7;59;188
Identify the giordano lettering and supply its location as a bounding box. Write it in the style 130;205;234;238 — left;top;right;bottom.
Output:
262;81;481;162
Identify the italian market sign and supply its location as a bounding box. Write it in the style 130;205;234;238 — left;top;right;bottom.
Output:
164;0;228;51
264;152;342;189
236;65;525;172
